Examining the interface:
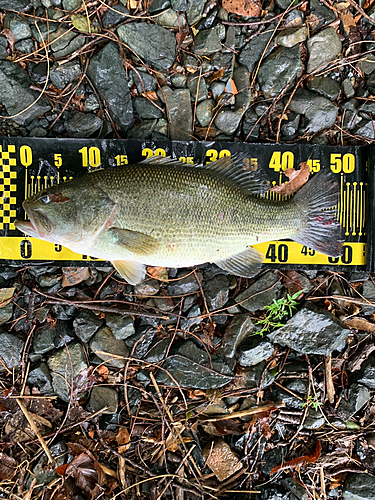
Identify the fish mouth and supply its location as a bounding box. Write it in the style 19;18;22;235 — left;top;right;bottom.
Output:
14;202;54;238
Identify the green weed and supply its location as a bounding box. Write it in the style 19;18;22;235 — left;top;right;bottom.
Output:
256;290;302;336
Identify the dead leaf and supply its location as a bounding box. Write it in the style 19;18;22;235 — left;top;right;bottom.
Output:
0;287;15;308
222;0;261;18
341;11;357;35
65;452;106;500
127;0;139;9
271;440;321;474
202;438;243;482
225;78;238;95
140;90;159;101
270;161;310;196
147;266;169;280
2;29;16;55
62;267;90;287
363;0;375;9
345;317;375;332
283;270;305;297
306;13;320;30
70;366;107;399
0;453;17;480
116;427;131;453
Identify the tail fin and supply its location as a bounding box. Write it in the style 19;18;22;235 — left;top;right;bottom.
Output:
293;168;343;257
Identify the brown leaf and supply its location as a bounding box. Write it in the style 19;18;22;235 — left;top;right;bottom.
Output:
271;440;321;474
140;90;159;101
147;266;168;280
202;438;243;482
206;68;224;85
70;366;107;400
283;270;305;297
222;0;261;17
116;427;131;453
345;317;375;333
270;161;310;196
62;267;90;287
2;29;16;55
341;11;357;35
65;452;106;500
0;453;17;480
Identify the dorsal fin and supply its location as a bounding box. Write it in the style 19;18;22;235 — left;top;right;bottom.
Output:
203;154;269;195
140;154;269;195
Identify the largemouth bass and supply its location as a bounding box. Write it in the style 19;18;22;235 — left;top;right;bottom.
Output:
15;155;342;285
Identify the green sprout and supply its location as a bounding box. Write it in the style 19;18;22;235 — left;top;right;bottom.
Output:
256;290;302;336
302;395;323;411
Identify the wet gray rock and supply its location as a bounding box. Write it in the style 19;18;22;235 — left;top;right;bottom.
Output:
87;42;133;132
258;45;302;98
134;279;160;297
90;326;129;368
168;270;201;296
307;28;342;74
29;441;67;489
63;0;81;9
64;112;102;138
186;0;206;24
233;64;252;112
303;408;325;430
288;88;338;134
192;28;222;55
0;333;24;369
357;121;375;140
211;81;225;100
268;304;349;355
357;54;375;75
85;94;99;112
215;107;244;135
4;14;32;41
118;23;176;69
160;86;193;140
187;73;208;102
73;310;103;343
180;304;202;330
196;99;215;127
281;113;300;139
307;76;340;100
154;8;186;28
105;312;135;340
102;3;129;27
204;275;230;311
343;473;375;500
245;360;275;389
156;354;233;389
170;72;187;88
125;328;156;359
144;338;169;363
275;26;308;47
239;28;275;73
0;302;13;325
220;315;258;359
90;386;118;414
341;99;362;130
134;97;164;119
47;343;88;401
131;69;158;93
343;78;355;98
33;321;74;355
49;61;81;89
0;60;51;125
243;108;260;140
357;358;375;389
27;363;53;394
235;272;282;313
0;0;33;10
50;28;85;58
310;0;336;27
238;339;274;367
348;383;371;413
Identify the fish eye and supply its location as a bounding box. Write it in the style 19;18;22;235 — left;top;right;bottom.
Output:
40;195;50;204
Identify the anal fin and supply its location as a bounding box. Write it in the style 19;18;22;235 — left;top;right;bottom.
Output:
112;260;146;285
214;246;263;278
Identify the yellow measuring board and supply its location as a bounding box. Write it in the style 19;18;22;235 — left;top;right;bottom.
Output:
0;138;368;270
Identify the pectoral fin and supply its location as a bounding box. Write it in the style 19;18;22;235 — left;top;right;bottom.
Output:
112;260;146;285
214;247;263;278
108;228;159;256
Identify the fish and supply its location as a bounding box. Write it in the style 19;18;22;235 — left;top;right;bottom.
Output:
14;155;342;285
